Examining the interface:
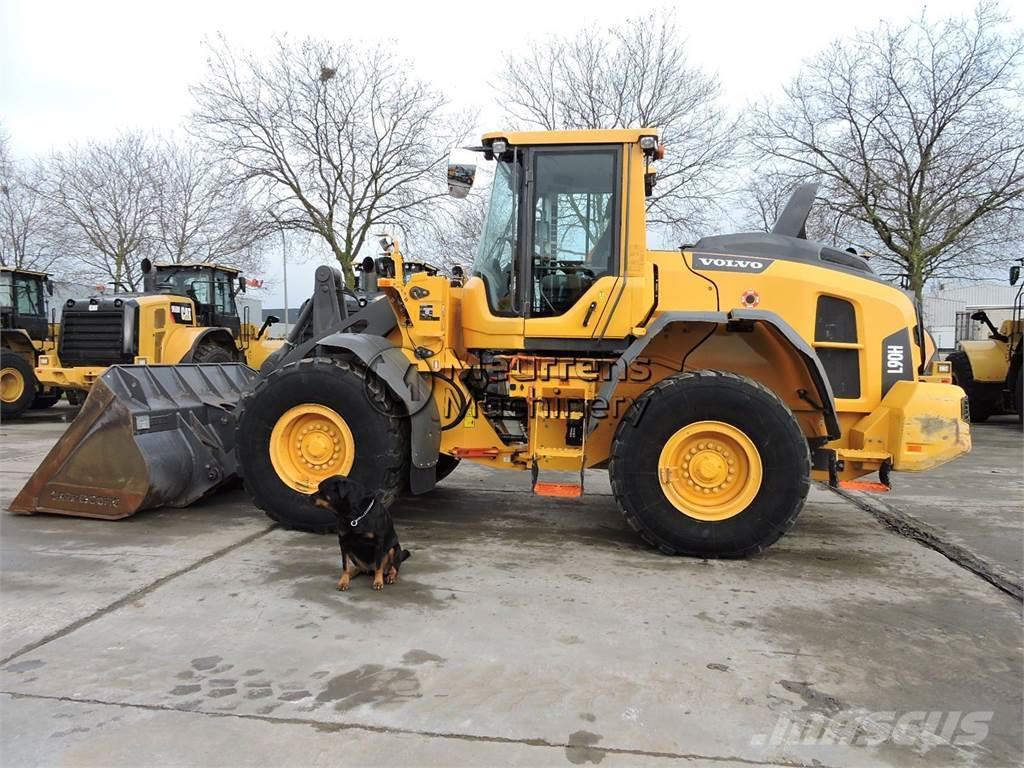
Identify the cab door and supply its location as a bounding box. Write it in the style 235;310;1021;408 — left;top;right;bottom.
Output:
522;146;627;349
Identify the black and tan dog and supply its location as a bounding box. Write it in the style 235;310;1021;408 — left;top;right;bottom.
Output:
310;476;410;591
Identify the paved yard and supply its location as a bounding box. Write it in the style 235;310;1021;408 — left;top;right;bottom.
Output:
0;407;1021;767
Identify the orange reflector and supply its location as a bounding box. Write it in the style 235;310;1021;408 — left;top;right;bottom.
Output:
450;447;501;458
533;482;583;498
839;480;890;493
906;444;924;452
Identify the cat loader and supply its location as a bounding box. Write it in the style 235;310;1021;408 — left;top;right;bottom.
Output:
34;260;281;394
12;129;972;557
1;267;63;419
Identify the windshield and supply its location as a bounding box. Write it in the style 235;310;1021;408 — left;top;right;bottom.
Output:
473;156;519;312
157;268;237;316
1;273;44;317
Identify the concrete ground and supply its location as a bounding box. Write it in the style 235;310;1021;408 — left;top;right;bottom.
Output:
841;415;1023;597
0;406;1021;767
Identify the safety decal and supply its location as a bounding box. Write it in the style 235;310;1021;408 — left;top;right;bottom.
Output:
740;289;760;308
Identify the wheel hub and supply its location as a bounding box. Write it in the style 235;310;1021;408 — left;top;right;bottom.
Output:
658;421;762;521
270;404;355;492
1;368;25;404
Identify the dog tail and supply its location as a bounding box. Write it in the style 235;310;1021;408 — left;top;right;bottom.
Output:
401;549;411;562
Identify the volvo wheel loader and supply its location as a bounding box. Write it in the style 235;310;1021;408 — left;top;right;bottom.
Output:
12;129;971;557
948;261;1023;425
1;267;63;419
34;260;281;394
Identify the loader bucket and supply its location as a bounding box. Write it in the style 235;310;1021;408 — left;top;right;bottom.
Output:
9;364;258;520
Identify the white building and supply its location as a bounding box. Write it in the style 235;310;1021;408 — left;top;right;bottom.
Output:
923;281;1019;353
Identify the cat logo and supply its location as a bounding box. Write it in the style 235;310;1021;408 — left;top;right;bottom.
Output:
169;302;194;324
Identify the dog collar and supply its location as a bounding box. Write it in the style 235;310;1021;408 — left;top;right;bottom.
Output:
349;499;374;527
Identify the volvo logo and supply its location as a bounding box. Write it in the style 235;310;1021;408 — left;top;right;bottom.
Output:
692;255;774;274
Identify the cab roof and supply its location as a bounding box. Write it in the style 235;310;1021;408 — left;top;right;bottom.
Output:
481;128;660;146
0;266;49;278
153;262;242;274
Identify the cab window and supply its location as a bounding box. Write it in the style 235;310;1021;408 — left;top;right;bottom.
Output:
530;149;618;317
14;274;43;316
213;271;236;316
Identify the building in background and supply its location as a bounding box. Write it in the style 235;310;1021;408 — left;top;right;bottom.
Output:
923;281;1019;355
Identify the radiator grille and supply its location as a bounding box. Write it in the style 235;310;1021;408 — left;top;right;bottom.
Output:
58;310;132;367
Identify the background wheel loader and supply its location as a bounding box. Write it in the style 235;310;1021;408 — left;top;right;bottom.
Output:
1;267;63;419
34;259;281;394
947;261;1023;426
12;129;972;558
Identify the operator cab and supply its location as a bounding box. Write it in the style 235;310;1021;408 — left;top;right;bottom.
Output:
471;138;620;319
0;267;52;341
148;262;245;337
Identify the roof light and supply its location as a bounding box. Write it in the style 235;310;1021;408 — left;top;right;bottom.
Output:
639;136;657;151
491;139;508;155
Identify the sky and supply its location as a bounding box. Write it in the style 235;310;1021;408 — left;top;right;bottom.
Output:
0;0;998;308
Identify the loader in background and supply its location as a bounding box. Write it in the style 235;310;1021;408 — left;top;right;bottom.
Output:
947;260;1023;425
34;260;281;394
12;128;972;558
1;267;63;419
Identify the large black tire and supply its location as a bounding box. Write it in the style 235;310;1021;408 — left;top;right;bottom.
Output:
948;351;994;423
31;392;62;409
609;370;810;557
235;357;408;533
192;341;237;364
1;350;37;420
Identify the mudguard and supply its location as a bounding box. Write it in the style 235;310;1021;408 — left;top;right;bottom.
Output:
593;309;841;439
313;332;441;494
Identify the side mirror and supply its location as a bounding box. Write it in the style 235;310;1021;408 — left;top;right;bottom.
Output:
238;275;246;294
141;258;153;274
361;256;375;274
256;314;279;340
970;311;987;322
44;277;54;296
447;153;476;199
1011;265;1020;286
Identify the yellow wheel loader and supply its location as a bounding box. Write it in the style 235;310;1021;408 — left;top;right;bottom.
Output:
1;267;63;419
34;260;281;394
947;262;1023;425
12;129;972;557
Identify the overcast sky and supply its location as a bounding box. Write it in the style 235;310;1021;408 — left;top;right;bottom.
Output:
0;0;999;306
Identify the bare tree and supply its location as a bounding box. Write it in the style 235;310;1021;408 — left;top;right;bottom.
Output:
0;129;63;272
749;3;1024;299
153;138;268;274
191;36;464;287
42;132;158;292
496;11;739;240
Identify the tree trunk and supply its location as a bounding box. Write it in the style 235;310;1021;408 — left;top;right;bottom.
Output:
330;245;356;289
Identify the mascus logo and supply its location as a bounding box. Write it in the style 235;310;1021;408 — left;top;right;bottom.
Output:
693;255;773;274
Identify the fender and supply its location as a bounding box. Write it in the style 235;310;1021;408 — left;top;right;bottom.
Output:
593;309;841;440
314;332;441;495
1;328;37;358
180;328;238;363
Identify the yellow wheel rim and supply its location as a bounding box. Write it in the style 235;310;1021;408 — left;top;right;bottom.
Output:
1;367;25;404
657;420;762;522
269;404;356;493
